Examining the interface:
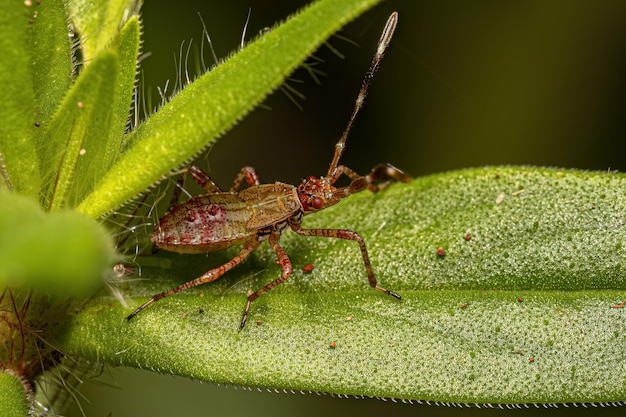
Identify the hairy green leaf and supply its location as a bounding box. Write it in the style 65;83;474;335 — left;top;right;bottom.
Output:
0;372;31;417
67;0;140;63
57;167;626;404
29;0;73;125
99;16;140;178
39;51;119;211
0;0;40;195
35;16;140;210
0;192;115;296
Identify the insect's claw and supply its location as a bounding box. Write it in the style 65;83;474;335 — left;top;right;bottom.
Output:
375;286;402;300
239;299;252;329
126;308;141;321
126;298;156;320
389;290;402;301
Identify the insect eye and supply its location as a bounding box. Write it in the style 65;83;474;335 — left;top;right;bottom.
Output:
311;196;325;209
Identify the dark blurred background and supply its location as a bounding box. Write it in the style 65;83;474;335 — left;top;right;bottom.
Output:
136;0;626;187
69;1;626;416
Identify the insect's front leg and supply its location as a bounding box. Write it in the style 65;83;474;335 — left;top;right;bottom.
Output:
364;163;411;192
289;222;401;300
330;163;410;193
240;228;293;329
328;164;360;184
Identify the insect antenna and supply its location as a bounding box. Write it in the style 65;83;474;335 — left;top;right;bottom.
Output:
326;11;398;179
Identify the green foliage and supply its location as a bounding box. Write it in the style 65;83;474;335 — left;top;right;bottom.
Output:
0;0;127;321
0;192;115;295
0;0;43;196
0;372;30;417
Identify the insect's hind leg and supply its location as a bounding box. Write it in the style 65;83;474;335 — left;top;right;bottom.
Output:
289;223;401;300
127;238;261;322
187;165;223;193
240;230;292;329
185;164;261;194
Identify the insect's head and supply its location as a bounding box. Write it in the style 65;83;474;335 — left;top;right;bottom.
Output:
297;175;340;213
297;12;399;215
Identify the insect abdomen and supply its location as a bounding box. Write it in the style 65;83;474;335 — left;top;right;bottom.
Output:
151;194;253;254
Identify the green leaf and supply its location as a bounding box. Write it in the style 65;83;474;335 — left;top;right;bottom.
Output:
39;51;119;211
0;0;41;195
36;15;140;210
76;0;383;218
29;0;73;125
68;16;141;206
67;0;140;63
99;16;140;178
0;192;115;296
56;167;626;404
0;372;31;417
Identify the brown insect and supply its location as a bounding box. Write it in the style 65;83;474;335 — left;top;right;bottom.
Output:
127;12;410;329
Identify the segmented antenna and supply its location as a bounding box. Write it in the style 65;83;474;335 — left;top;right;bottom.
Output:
326;12;398;179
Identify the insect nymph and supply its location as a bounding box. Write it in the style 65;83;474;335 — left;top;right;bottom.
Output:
127;12;410;328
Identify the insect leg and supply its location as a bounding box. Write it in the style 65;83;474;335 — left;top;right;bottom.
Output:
327;164;361;185
126;238;261;321
240;230;292;328
329;164;410;192
187;165;223;193
364;163;411;192
229;166;260;192
289;223;401;300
